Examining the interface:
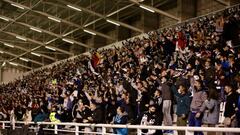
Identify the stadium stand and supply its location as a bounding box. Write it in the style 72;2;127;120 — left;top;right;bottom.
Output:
0;3;240;135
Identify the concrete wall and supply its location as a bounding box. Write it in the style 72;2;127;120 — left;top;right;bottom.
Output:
196;0;225;16
0;67;24;83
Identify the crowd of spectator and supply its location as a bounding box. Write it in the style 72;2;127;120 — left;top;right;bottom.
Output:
0;5;240;135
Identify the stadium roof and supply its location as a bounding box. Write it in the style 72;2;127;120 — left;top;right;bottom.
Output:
0;0;228;71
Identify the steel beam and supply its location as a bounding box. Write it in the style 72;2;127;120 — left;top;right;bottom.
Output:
0;16;74;55
59;0;143;33
2;0;95;49
0;49;32;69
1;31;56;61
129;0;180;21
0;41;44;66
215;0;230;6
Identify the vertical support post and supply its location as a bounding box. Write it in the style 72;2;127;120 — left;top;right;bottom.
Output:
36;123;40;135
185;129;194;135
137;129;141;135
2;122;5;129
102;126;106;135
54;124;58;134
75;125;79;135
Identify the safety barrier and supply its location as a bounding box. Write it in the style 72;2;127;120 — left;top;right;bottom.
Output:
0;121;240;135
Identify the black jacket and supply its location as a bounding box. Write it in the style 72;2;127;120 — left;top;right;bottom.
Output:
90;106;104;123
224;92;238;118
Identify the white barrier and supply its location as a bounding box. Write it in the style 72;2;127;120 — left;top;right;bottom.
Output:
0;121;240;135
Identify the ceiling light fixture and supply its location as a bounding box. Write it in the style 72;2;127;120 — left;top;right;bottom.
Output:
16;36;27;41
30;27;42;33
45;46;56;51
62;38;74;44
83;29;96;35
9;62;18;66
19;57;29;62
139;5;155;13
11;3;25;10
48;16;61;23
106;19;120;26
31;52;41;57
0;16;9;21
2;61;6;66
3;43;14;48
67;5;82;12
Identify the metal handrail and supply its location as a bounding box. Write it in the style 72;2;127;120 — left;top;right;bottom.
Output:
0;121;239;135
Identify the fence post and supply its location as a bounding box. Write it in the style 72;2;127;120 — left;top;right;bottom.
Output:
102;126;106;135
2;122;5;129
75;125;79;135
137;128;141;135
185;129;194;135
36;123;40;135
54;124;58;134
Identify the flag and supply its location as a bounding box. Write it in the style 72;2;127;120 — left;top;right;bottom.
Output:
91;52;101;68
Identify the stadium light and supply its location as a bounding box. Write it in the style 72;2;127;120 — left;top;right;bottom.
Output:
67;5;82;12
3;43;14;48
11;3;25;10
9;62;18;66
19;57;29;62
48;16;61;23
139;5;155;13
30;27;42;33
16;36;27;41
106;19;120;26
62;38;74;44
0;16;9;21
45;46;56;51
31;52;41;57
83;30;96;35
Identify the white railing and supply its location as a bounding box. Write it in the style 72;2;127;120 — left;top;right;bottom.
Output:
0;121;240;135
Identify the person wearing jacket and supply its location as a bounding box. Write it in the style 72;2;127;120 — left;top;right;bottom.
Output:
84;101;104;134
137;105;161;135
172;84;190;135
113;106;128;135
189;80;207;135
22;108;32;135
199;89;220;135
49;106;61;123
224;84;239;135
160;76;173;128
151;90;163;135
72;100;91;123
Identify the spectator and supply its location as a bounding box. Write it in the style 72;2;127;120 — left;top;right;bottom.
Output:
138;105;162;135
172;84;190;135
223;84;239;135
0;5;239;135
49;106;61;123
22;108;32;135
189;80;207;135
200;89;220;135
113;106;128;135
